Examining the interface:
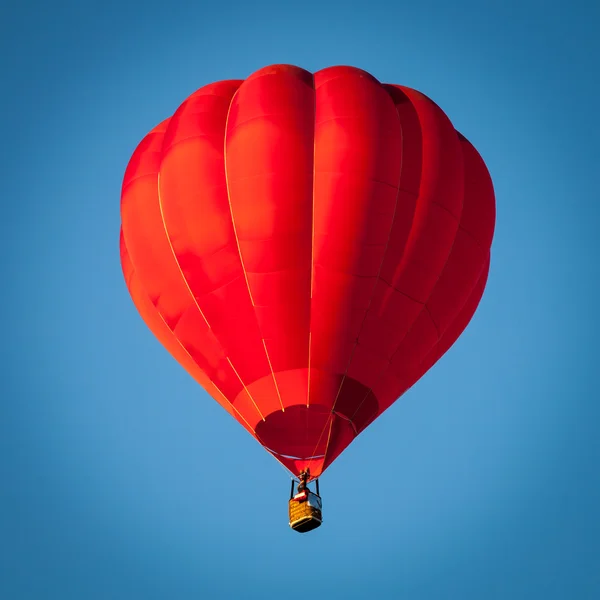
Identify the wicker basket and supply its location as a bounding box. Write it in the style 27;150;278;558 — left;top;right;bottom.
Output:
289;493;323;533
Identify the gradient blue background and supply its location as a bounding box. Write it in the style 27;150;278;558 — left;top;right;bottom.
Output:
2;1;599;598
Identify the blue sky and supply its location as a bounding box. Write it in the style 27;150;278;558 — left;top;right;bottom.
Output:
2;1;599;598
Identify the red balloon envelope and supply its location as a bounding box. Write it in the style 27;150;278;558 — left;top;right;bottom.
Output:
120;65;495;479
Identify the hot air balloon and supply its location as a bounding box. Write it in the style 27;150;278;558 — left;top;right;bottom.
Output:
120;64;495;533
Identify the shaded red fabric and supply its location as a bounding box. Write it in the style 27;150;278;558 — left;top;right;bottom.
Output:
120;65;495;478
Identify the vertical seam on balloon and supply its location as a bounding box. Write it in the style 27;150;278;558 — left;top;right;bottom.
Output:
308;72;317;408
223;87;285;415
157;315;260;434
121;237;259;435
321;407;360;473
328;87;405;430
307;331;312;408
306;414;328;474
227;358;265;421
305;411;334;478
310;73;317;300
262;339;284;412
156;174;211;330
319;415;335;473
155;171;265;424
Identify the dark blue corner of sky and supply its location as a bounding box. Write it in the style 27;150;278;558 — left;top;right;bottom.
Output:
1;1;599;599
